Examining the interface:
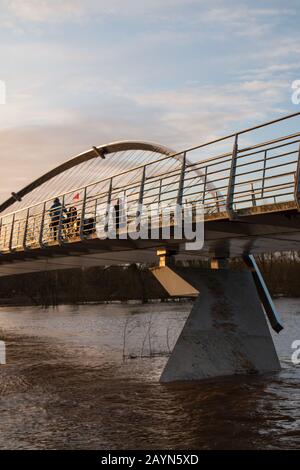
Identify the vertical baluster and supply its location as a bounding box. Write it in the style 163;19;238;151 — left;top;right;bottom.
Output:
57;195;65;245
3;225;7;249
158;178;163;204
157;178;163;229
215;192;220;212
294;142;300;210
177;152;186;206
0;218;2;252
39;202;46;247
93;196;98;235
104;178;113;233
138;166;146;205
16;220;21;247
202;166;208;205
136;166;146;231
80;187;87;239
9;213;15;252
226;134;239;219
175;153;186;234
261;149;267;199
22;208;30;250
251;183;256;207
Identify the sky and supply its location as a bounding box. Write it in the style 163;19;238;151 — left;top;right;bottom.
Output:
0;0;300;201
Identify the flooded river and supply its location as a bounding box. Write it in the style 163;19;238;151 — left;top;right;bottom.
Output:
0;299;299;449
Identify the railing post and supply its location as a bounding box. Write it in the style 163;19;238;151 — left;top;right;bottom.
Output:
136;166;146;231
15;221;21;247
39;202;46;247
226;134;239;219
177;152;186;206
202;166;208;205
80;187;87;240
294;143;300;210
158;178;163;203
138;166;146;205
0;218;2;253
3;226;7;249
104;178;113;233
57;196;65;245
22;208;30;250
251;183;256;207
261;149;267;199
157;178;163;228
137;166;146;208
9;213;15;252
216;192;220;212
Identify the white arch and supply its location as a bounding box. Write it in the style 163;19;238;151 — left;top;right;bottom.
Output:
0;140;222;214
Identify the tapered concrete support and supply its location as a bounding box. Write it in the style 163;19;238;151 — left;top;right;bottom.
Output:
159;267;281;382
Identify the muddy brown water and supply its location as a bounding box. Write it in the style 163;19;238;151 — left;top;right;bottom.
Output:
0;299;299;449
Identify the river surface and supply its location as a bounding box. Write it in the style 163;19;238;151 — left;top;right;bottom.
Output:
0;298;299;450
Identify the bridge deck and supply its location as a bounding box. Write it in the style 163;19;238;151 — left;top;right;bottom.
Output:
1;112;300;273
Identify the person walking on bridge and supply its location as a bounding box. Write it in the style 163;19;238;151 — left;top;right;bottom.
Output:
64;205;78;238
49;197;67;241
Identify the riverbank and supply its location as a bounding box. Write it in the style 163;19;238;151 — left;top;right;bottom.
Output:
0;253;300;306
0;264;168;307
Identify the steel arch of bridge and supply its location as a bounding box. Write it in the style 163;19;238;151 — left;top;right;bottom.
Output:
0;140;219;215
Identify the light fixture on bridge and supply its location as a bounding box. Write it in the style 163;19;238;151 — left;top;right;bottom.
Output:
157;249;167;267
92;146;106;159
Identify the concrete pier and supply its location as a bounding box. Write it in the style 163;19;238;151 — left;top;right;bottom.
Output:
159;267;281;382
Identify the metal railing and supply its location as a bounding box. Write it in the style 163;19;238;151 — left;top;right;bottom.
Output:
1;112;300;253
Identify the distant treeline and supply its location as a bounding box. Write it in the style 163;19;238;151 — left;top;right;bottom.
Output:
0;252;300;306
251;252;300;298
0;264;167;307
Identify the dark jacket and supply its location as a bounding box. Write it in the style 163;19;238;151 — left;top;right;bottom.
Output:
50;201;67;222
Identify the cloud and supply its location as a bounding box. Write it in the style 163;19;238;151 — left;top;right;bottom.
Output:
192;5;296;38
0;0;299;204
0;73;292;202
237;63;300;82
0;113;167;201
0;0;200;26
1;0;94;23
125;78;290;142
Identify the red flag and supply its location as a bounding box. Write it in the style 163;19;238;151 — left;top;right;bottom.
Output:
73;193;80;201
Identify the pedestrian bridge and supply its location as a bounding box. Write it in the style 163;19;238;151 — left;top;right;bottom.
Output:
1;111;300;276
1;111;299;381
